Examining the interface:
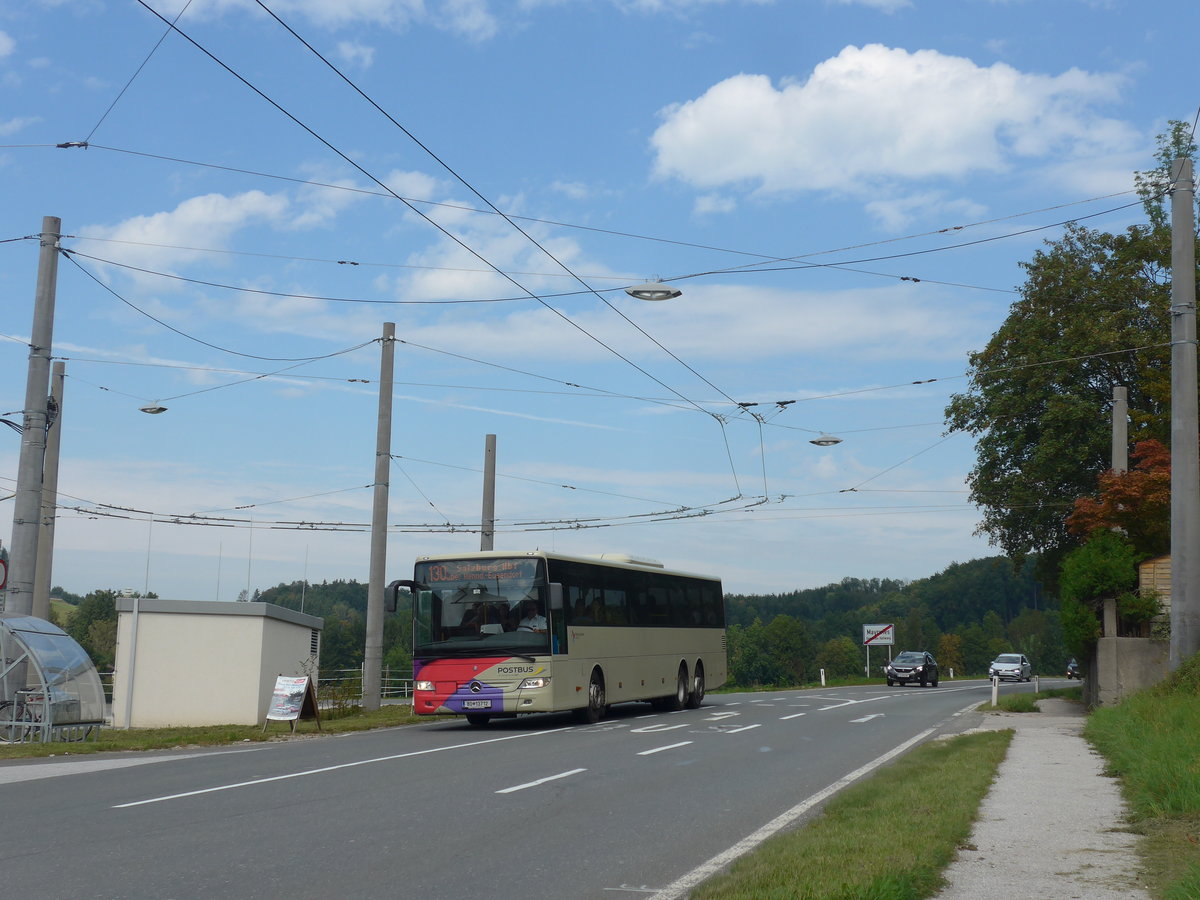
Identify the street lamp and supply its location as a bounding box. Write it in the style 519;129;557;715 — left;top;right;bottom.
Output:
624;280;682;301
139;404;168;415
809;434;843;447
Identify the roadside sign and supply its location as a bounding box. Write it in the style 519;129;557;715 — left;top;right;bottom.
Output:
862;623;894;646
263;675;321;733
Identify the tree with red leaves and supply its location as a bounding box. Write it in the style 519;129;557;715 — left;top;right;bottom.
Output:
1067;439;1170;558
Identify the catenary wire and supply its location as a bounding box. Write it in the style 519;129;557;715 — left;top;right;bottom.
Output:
130;0;735;426
84;0;197;142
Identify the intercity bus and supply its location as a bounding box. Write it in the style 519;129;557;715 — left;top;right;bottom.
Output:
397;550;726;725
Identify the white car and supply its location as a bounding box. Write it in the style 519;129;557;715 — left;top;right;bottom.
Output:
989;653;1032;682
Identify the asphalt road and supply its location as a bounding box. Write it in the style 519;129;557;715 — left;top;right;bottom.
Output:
0;679;1035;899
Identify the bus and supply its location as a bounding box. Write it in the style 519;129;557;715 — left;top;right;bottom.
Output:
394;550;726;726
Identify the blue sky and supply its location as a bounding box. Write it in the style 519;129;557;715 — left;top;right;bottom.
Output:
0;0;1193;601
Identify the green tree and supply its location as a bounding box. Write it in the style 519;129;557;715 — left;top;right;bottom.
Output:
763;615;813;685
937;633;965;677
727;620;776;687
815;635;862;679
945;122;1198;575
66;590;118;669
1059;529;1139;659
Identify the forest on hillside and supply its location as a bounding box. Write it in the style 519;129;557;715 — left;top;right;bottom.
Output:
724;556;1059;686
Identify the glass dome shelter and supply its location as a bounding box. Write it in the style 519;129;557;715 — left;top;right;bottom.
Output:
0;615;106;743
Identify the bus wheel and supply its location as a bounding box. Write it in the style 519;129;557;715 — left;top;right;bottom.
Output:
465;714;491;727
575;669;606;724
670;665;688;711
686;663;706;709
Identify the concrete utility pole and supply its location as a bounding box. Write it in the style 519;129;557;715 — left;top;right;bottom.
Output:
481;434;496;551
1111;386;1128;474
363;322;395;710
7;217;61;617
33;361;65;620
1170;158;1199;669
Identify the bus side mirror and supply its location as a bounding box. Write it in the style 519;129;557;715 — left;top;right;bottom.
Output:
386;580;420;613
548;583;563;611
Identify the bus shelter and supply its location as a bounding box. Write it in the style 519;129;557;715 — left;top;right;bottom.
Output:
0;615;106;743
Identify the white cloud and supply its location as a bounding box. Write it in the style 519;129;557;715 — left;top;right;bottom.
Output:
551;181;591;200
694;193;735;215
0;116;39;136
865;191;987;231
79;190;292;277
336;41;375;68
830;0;911;11
401;280;989;367
173;0;498;40
0;31;15;57
651;44;1136;195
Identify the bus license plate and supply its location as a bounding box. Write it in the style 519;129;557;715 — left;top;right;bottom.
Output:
463;700;491;709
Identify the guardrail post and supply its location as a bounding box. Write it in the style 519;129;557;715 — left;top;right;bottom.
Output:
991;676;999;706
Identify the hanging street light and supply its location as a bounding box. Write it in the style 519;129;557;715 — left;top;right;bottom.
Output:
624;280;682;301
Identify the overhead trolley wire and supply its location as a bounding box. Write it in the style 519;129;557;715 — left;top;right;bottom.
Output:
43;143;1139;298
130;0;728;419
83;0;197;143
62;250;377;362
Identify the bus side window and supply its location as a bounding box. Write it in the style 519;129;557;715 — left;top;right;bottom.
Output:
604;587;626;624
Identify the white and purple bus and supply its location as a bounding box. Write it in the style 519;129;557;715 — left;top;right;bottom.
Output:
401;551;726;726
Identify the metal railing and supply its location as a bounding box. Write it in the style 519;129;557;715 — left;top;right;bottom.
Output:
318;667;412;701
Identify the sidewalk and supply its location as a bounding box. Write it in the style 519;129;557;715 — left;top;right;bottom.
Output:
934;697;1150;900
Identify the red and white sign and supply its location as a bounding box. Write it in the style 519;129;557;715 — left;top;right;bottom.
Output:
862;623;894;645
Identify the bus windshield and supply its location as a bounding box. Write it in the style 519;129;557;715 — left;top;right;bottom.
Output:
413;557;550;656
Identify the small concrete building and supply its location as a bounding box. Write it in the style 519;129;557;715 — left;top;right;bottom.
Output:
112;599;322;728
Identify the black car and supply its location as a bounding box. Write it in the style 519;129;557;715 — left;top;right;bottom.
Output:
884;650;939;687
1066;658;1081;679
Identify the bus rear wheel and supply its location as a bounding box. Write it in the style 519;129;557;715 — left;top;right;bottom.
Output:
686;663;705;709
668;664;688;711
574;669;606;724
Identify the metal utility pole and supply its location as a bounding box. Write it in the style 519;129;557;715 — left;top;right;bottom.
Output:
33;361;65;620
7;217;61;617
1170;158;1199;668
481;434;496;550
363;322;395;710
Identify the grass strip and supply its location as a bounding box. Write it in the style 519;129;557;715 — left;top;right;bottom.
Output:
0;703;426;759
690;729;1011;900
1087;654;1200;897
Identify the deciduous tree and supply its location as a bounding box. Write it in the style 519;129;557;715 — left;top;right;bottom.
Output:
1068;438;1170;556
945;122;1197;573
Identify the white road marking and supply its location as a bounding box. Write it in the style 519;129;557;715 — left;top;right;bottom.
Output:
849;714;885;724
496;768;586;794
704;712;740;721
0;748;266;786
780;713;807;720
114;727;573;808
817;695;890;711
722;724;761;734
631;723;690;734
638;741;693;756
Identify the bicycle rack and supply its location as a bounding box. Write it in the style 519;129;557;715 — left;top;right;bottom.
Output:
0;615;105;744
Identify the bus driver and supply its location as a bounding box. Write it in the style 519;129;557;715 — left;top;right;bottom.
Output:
517;598;547;633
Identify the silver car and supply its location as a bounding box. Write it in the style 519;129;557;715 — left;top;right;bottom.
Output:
989;653;1032;682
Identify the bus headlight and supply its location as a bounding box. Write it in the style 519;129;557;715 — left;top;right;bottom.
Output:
519;677;550;689
415;680;435;692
